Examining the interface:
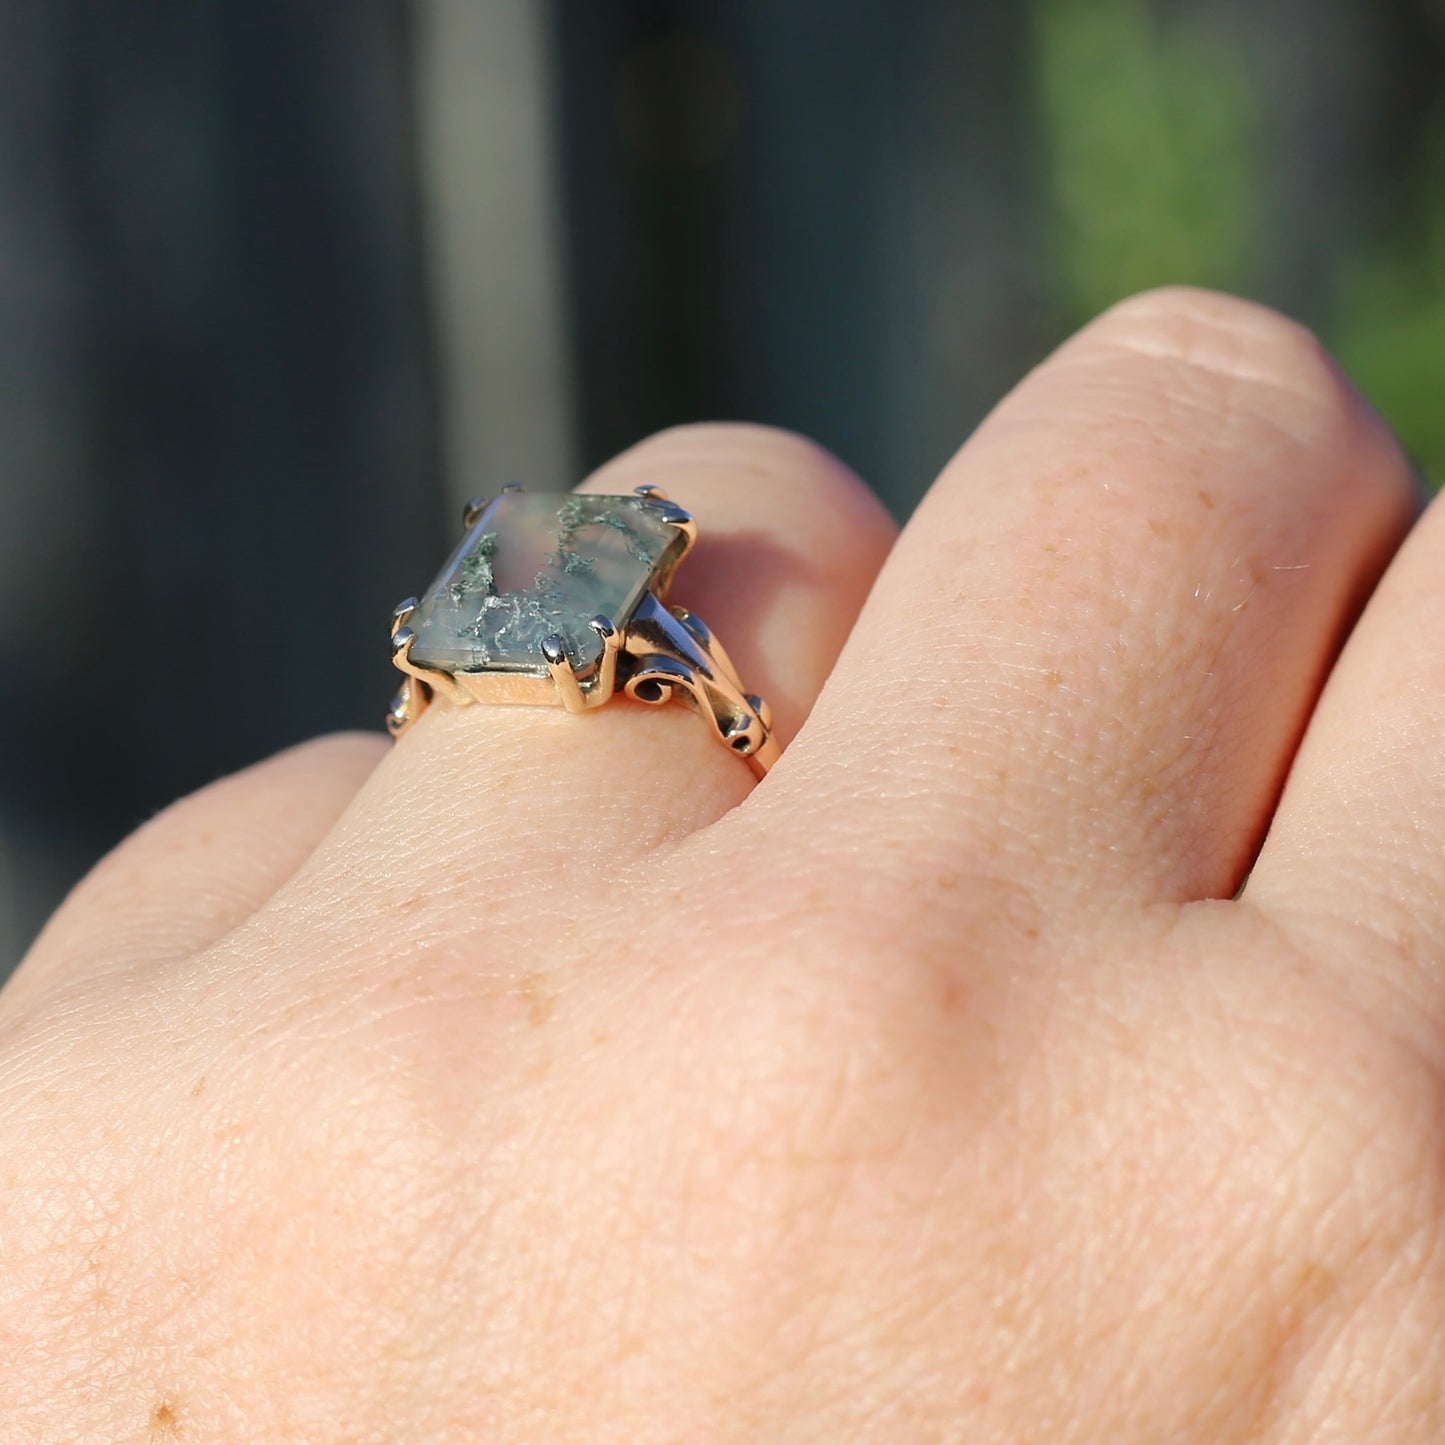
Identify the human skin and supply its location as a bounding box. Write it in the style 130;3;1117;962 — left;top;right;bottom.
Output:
2;287;1443;1441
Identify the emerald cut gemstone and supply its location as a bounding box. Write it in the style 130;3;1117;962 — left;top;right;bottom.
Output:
407;492;682;674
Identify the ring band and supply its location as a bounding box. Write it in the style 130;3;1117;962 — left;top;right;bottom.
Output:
386;484;779;774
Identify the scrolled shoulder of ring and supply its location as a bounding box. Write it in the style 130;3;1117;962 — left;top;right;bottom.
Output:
386;484;778;775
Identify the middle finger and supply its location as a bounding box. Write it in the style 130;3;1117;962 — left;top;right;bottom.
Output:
756;288;1415;917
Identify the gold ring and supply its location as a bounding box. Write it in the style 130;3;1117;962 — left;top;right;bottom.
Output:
386;484;779;775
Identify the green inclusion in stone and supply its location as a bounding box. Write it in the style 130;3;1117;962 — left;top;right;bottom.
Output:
407;492;682;674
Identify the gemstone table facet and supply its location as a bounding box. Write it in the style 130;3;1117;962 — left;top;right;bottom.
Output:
407;492;682;675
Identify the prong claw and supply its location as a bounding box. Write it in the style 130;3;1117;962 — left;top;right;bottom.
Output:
644;499;691;526
502;481;526;493
392;624;467;705
639;496;697;562
633;483;668;501
587;615;621;703
391;597;418;637
542;633;586;712
462;497;487;527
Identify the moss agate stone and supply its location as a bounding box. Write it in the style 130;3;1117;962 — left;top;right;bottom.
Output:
407;492;681;674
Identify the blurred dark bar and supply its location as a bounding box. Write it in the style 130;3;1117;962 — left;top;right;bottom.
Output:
549;0;1041;502
0;2;444;962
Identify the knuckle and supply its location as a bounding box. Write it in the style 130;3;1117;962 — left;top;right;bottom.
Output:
629;420;851;481
592;421;892;541
1080;285;1353;417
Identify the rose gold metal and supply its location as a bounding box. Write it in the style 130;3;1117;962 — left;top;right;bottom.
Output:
387;489;777;772
391;622;468;707
541;633;587;713
621;594;779;776
386;599;431;736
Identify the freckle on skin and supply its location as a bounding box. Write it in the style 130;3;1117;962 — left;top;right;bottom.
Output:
189;1076;206;1098
149;1400;183;1437
517;974;556;1027
938;976;965;1015
1198;489;1216;509
1044;670;1064;688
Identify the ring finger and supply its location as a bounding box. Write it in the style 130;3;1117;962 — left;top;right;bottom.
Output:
281;423;896;933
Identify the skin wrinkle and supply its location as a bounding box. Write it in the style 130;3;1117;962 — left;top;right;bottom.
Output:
842;596;1203;897
1254;896;1445;1082
1028;913;1410;1433
1205;928;1445;1427
1273;1129;1445;1437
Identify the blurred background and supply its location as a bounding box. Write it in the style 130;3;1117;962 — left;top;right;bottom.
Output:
2;0;1443;974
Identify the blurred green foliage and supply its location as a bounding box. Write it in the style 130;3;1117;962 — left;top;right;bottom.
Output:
1034;0;1256;318
1333;142;1445;488
1034;0;1444;489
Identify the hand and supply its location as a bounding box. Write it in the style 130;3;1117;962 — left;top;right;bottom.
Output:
3;288;1441;1442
